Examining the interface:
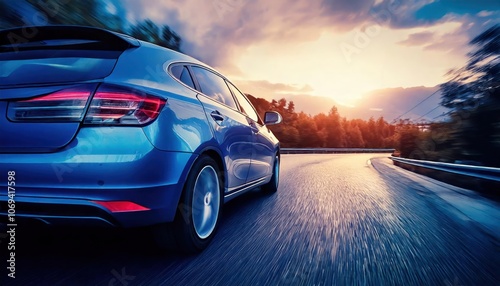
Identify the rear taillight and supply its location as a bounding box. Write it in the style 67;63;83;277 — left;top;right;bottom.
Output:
84;85;166;125
7;84;166;125
7;86;93;122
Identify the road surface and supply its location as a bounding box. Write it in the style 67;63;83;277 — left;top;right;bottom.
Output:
2;154;499;285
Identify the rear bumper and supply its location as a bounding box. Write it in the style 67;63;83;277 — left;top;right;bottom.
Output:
0;127;197;227
0;183;185;228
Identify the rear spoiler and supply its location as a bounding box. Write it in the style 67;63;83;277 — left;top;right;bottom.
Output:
0;25;140;52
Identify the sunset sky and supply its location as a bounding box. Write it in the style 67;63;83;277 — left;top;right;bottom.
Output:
116;0;499;106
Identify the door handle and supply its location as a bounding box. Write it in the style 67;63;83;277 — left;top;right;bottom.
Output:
247;117;259;133
210;110;224;122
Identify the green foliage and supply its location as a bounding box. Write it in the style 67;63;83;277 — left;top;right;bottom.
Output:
395;123;420;158
247;95;396;148
441;25;499;111
130;20;182;51
437;25;500;166
396;25;500;167
4;0;182;52
0;1;22;28
324;107;346;148
26;0;121;30
296;113;321;147
344;120;364;148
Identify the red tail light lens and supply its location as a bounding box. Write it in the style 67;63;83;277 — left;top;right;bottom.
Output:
7;86;93;122
84;85;166;125
7;84;166;125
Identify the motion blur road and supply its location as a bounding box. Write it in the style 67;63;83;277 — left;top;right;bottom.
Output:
2;154;499;285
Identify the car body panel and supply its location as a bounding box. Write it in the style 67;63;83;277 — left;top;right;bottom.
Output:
0;26;280;229
196;94;253;189
0;127;196;227
102;41;204;101
244;122;276;182
141;96;214;153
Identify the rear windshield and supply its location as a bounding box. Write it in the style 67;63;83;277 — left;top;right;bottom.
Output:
0;50;120;87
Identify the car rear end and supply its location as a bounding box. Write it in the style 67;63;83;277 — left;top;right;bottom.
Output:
0;26;194;228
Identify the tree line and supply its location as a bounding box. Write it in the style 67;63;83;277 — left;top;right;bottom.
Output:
247;95;397;149
396;25;500;167
1;0;182;51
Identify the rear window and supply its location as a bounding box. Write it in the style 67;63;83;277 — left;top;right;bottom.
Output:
170;65;195;89
0;50;120;87
191;66;238;109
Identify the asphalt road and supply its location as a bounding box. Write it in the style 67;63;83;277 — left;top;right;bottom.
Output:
2;154;499;285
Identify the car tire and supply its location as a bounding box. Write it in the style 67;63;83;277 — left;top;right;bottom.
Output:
261;155;280;193
155;155;223;253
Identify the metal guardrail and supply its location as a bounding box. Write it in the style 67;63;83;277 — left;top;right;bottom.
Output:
390;156;500;182
281;148;395;154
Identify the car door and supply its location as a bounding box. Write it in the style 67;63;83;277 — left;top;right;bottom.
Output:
189;66;253;191
226;82;276;182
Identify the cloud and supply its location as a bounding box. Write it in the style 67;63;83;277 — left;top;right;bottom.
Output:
251;81;314;93
415;0;500;22
369;0;495;31
120;0;398;69
423;26;470;53
234;80;314;99
119;0;498;72
116;0;499;106
396;18;490;56
398;31;435;46
408;1;500;47
477;10;495;17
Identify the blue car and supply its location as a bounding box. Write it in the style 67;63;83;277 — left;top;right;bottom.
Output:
0;26;282;252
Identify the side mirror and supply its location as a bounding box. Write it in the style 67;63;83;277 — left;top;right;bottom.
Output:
264;111;282;125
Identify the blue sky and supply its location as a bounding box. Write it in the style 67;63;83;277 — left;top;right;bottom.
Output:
415;0;500;21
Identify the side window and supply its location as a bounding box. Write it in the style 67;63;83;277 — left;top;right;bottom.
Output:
228;82;260;124
191;66;237;109
170;65;195;89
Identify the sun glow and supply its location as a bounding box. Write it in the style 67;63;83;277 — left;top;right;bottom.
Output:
234;21;468;106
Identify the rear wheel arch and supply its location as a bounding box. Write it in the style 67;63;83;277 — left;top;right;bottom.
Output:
174;147;226;209
199;148;226;191
155;151;224;253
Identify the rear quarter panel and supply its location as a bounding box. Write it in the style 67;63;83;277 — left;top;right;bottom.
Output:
103;42;214;153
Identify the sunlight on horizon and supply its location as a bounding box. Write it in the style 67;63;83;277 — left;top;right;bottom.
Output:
115;0;498;114
234;21;469;106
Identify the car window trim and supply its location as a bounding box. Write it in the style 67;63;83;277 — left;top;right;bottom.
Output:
168;62;197;91
168;62;252;115
187;65;241;112
226;80;264;126
179;66;196;89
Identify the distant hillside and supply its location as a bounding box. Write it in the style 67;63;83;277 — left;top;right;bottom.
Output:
341;86;448;121
252;86;449;121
